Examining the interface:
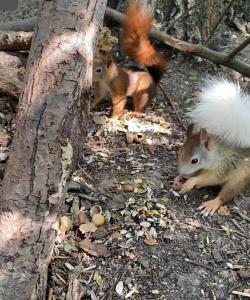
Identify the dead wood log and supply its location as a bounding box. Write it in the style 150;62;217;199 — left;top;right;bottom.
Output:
105;7;250;77
0;67;23;99
0;51;28;68
0;17;36;32
0;31;33;51
0;0;107;299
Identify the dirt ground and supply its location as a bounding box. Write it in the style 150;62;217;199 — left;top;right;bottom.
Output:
44;56;250;300
0;4;250;300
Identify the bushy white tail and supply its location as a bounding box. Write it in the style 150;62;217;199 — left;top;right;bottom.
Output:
189;79;250;148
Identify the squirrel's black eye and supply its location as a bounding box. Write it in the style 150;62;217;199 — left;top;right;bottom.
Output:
95;67;102;73
191;158;198;164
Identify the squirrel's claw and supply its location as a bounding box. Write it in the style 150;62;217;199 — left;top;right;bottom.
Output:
198;198;223;216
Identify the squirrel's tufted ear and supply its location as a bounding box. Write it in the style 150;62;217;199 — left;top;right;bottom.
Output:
200;128;211;150
186;124;199;138
104;54;113;67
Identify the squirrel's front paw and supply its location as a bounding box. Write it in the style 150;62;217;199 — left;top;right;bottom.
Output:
198;198;223;216
179;177;198;194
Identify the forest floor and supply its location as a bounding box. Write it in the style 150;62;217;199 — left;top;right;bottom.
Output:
46;57;250;300
0;5;250;300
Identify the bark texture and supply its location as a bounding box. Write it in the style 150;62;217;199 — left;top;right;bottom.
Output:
0;51;28;68
0;67;23;99
0;17;36;32
0;31;33;50
0;0;106;299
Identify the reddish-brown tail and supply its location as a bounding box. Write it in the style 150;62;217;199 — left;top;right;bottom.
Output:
122;3;166;83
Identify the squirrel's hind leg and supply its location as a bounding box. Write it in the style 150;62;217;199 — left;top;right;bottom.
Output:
199;163;250;216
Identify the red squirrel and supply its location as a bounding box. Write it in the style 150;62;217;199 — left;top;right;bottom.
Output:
175;79;250;216
92;3;166;119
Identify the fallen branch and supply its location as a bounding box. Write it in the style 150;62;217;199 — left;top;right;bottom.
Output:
0;31;32;51
226;36;250;60
105;7;250;77
0;51;28;68
0;67;24;100
0;17;36;31
184;258;216;271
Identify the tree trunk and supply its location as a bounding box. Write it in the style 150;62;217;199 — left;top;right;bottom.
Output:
0;0;107;299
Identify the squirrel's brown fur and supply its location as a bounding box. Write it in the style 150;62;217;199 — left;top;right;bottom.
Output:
92;3;166;119
178;126;250;216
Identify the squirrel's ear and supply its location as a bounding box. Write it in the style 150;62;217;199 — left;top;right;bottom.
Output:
200;128;211;150
104;54;113;67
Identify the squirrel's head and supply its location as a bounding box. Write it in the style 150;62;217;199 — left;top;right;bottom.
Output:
92;49;114;82
178;125;215;177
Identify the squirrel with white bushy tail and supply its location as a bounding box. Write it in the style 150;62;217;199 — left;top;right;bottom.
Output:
175;78;250;216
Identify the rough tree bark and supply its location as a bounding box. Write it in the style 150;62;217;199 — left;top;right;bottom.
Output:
0;0;107;299
0;51;28;68
0;31;33;51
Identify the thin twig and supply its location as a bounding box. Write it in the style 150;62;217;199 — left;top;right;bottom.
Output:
231;207;250;222
185;258;216;271
167;0;206;30
158;83;187;131
206;0;238;44
226;36;250;60
78;193;106;203
231;219;249;237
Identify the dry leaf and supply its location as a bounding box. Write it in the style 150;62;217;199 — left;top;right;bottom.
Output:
111;231;122;241
60;216;72;233
79;238;108;257
144;238;157;246
94;271;103;287
120;183;134;192
92;227;110;239
79;222;97;234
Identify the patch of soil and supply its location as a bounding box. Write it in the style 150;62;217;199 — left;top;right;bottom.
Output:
48;57;250;300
